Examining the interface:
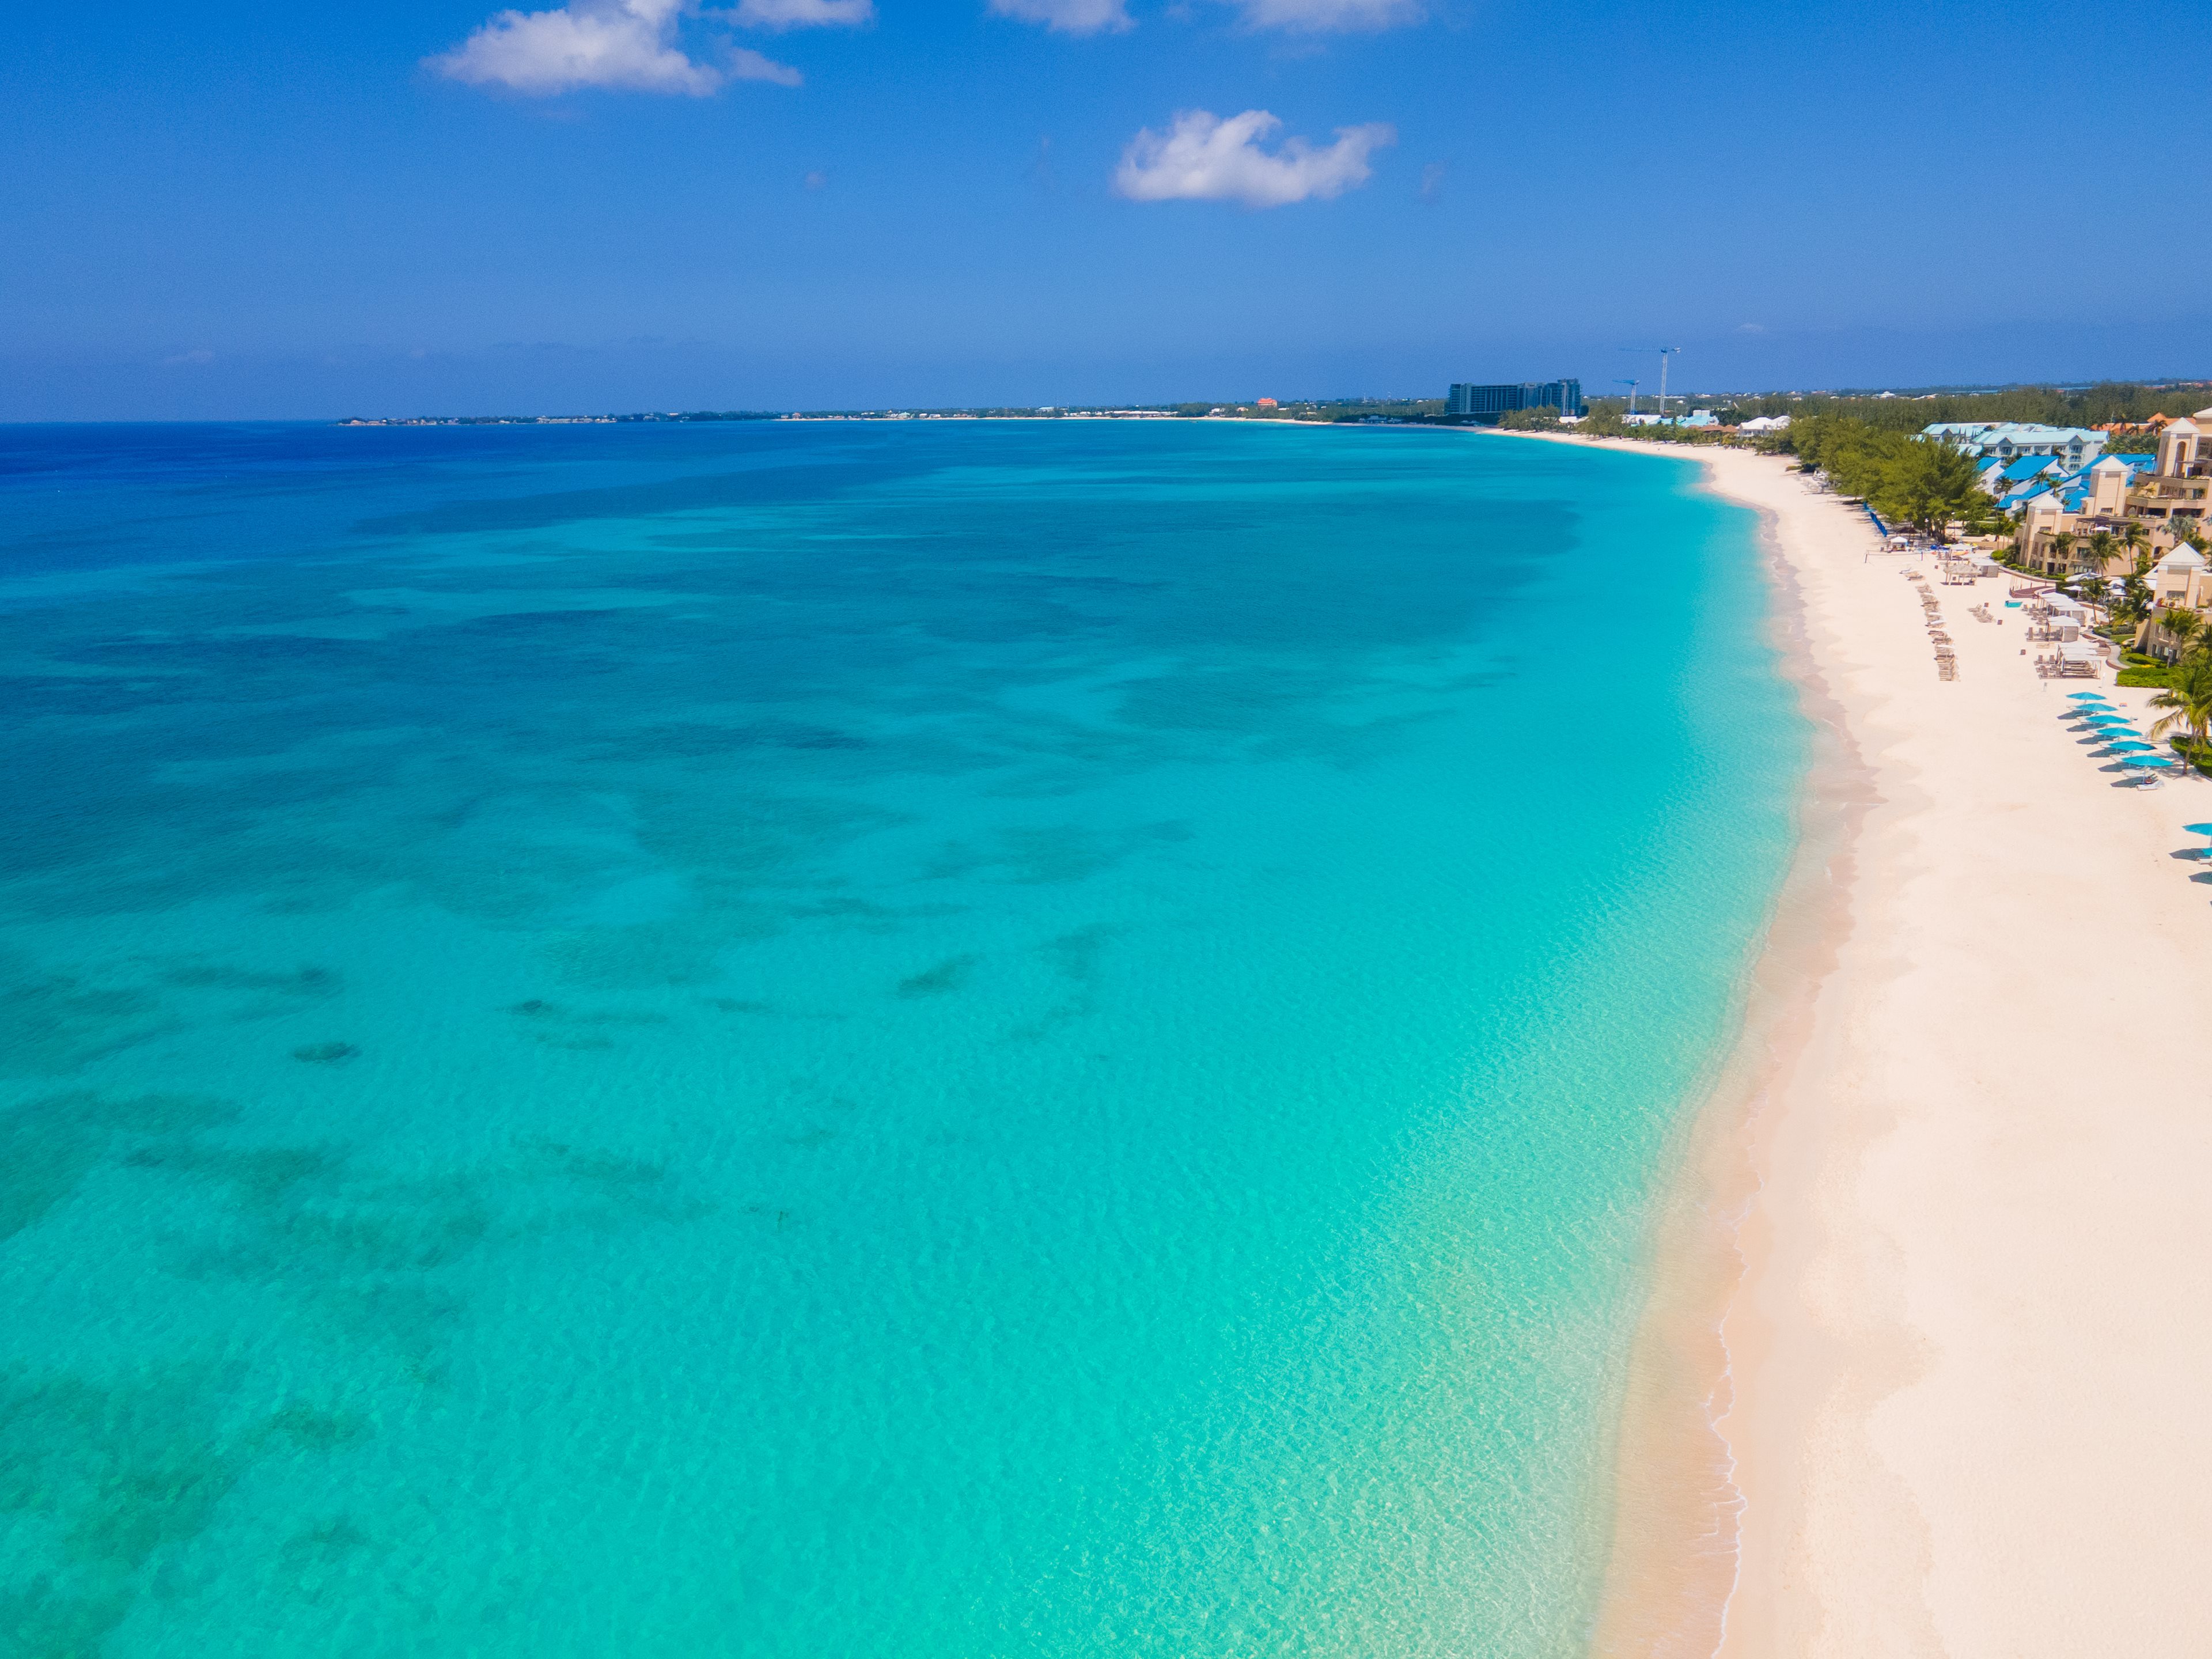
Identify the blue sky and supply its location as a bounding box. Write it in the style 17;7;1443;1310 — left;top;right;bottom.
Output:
6;0;2210;418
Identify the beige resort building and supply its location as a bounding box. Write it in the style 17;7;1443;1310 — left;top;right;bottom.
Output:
2016;412;2211;577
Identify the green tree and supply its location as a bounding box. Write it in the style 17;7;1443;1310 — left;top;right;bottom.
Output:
2123;518;2153;573
1873;437;1987;535
1498;406;1563;431
2158;608;2205;660
2048;531;2075;575
2082;528;2118;575
2147;647;2212;762
2120;573;2153;625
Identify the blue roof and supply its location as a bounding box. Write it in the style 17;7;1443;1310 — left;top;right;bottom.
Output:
2002;456;2055;481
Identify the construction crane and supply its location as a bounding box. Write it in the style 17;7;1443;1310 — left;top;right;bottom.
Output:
1620;346;1681;418
1614;378;1639;416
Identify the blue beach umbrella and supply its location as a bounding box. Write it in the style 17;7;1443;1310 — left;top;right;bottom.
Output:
2067;691;2110;700
2184;823;2212;836
2107;741;2155;753
2123;755;2177;769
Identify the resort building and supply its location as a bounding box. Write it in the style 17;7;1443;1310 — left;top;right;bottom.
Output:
2011;412;2212;575
1984;454;2060;498
1925;421;2107;470
1446;380;1586;421
2131;418;2211;525
2150;546;2211;610
2143;546;2212;657
1738;414;1790;434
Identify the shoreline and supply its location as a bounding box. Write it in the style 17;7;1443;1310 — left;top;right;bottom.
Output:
1554;438;1885;1657
1515;433;2212;1656
1456;429;1874;1653
1586;446;1878;1657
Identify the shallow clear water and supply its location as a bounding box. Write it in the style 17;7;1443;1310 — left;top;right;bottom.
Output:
0;419;1801;1658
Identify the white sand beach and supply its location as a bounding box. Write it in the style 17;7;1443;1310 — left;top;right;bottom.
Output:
1581;441;2212;1656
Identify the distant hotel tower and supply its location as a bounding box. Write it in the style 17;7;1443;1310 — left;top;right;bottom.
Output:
1445;380;1585;421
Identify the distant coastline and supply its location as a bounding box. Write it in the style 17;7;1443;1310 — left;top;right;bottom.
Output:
331;402;1432;429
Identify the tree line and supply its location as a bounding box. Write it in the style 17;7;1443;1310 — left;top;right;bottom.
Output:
1770;414;1998;533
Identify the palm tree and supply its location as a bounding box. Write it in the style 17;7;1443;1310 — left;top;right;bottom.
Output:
2147;649;2212;770
2123;518;2153;573
2120;573;2154;628
2159;608;2205;661
2082;528;2118;577
2047;529;2075;577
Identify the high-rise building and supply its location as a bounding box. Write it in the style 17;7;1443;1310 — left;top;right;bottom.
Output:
1445;380;1585;421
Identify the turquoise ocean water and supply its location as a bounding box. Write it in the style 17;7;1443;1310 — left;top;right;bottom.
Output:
0;420;1801;1658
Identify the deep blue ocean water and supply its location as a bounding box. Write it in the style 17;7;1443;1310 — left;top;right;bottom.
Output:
0;419;1801;1658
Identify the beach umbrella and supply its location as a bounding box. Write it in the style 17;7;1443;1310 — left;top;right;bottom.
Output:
2066;691;2109;700
2107;741;2155;753
2183;823;2212;836
2123;755;2177;769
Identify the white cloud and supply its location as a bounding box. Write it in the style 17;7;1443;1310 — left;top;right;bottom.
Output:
729;0;873;26
1114;109;1393;207
429;0;801;95
1226;0;1424;30
988;0;1135;35
729;44;804;82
